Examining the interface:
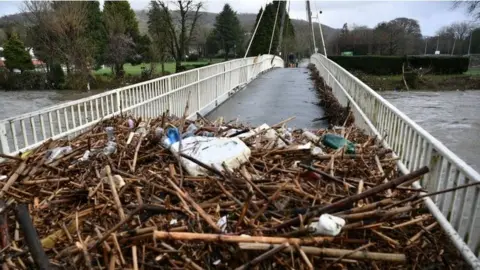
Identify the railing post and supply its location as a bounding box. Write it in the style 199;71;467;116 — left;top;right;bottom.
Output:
167;77;173;112
115;90;122;115
0;122;10;154
197;69;201;111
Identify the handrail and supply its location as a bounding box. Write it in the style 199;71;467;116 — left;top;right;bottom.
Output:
310;53;480;268
0;55;284;155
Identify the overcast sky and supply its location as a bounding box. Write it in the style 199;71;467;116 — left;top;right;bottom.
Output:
0;1;474;36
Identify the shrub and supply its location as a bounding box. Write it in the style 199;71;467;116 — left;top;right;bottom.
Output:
328;55;470;75
0;71;48;90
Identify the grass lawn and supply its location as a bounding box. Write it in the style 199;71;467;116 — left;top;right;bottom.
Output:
94;59;225;76
465;67;480;76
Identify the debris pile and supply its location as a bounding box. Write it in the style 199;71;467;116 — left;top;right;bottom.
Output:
0;113;467;269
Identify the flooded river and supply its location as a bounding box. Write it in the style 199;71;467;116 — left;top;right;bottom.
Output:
381;90;480;172
1;89;479;172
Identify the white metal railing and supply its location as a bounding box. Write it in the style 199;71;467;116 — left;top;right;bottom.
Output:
310;53;480;268
0;55;284;156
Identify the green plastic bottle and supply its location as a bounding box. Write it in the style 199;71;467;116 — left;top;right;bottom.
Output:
322;134;355;154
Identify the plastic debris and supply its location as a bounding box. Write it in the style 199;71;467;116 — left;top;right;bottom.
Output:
322;133;356;154
308;214;346;236
216;216;227;233
46;146;73;163
170;136;251;177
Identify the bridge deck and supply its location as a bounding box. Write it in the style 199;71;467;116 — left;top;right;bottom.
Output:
207;61;327;128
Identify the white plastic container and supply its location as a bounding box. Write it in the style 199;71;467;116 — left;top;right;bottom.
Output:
302;130;321;144
170;136;251;177
308;214;345;236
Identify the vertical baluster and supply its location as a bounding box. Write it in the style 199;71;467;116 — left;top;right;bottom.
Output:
408;134;420;171
70;107;76;128
20;119;28;149
77;104;83;126
450;172;466;228
40;115;46;140
56;110;62;134
438;162;452;211
48;112;54;137
30;117;38;144
466;185;480;249
95;99;100;120
10;122;19;151
90;100;94;121
64;108;69;132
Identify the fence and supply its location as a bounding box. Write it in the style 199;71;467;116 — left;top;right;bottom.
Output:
310;53;480;268
0;55;284;156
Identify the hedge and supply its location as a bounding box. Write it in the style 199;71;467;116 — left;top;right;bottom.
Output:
328;55;470;75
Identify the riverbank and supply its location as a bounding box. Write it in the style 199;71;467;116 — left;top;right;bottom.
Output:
355;72;480;91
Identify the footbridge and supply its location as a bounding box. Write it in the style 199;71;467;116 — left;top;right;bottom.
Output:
1;53;480;268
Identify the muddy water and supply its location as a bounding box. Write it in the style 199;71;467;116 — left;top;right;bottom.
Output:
381;90;480;172
0;90;104;119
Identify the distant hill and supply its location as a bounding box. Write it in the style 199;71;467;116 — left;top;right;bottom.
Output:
0;9;340;53
134;10;339;43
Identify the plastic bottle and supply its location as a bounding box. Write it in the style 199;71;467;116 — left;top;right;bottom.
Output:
103;141;117;155
162;127;181;148
105;127;115;142
182;123;198;138
302;130;321;144
321;134;355;154
46;146;73;162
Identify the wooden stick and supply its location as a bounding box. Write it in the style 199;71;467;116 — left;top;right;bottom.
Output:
0;162;26;198
372;229;399;247
132;246;138;270
111;233;126;266
326;242;375;268
235;242;289;270
294;242;313;270
275;166;429;229
299;164;353;188
105;166;125;220
407;222;438;245
89;205;144;251
238;243;406;262
153;231;333;245
151;172;221;233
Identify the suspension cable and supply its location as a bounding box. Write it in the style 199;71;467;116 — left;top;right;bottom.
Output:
312;1;327;56
268;1;281;55
244;1;268;58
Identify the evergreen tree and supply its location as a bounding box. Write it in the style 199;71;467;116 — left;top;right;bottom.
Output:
248;1;294;57
148;0;170;74
85;1;107;69
3;33;34;72
213;4;242;60
206;30;220;59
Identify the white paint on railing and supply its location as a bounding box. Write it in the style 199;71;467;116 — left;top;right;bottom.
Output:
310;53;480;268
0;55;284;156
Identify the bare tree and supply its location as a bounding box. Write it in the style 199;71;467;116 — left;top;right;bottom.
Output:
23;1;92;89
454;1;480;19
156;1;203;72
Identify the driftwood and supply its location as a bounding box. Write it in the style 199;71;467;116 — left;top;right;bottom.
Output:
0;114;468;269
